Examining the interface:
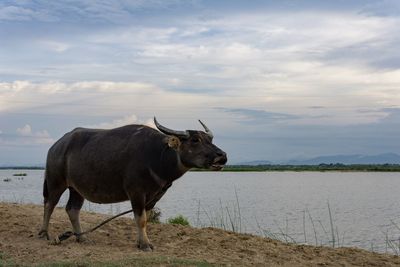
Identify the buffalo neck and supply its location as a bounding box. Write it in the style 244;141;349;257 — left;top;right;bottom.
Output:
151;145;189;183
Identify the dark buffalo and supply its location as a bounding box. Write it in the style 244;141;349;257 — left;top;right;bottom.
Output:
38;117;227;251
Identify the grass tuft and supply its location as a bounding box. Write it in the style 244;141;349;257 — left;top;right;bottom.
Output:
167;215;190;226
148;207;162;224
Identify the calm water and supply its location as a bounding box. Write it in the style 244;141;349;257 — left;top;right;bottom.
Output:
1;170;400;253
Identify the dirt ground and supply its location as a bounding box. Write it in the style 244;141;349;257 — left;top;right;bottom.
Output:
1;202;400;266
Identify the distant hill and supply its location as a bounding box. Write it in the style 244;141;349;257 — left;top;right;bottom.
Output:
287;153;400;165
238;153;400;165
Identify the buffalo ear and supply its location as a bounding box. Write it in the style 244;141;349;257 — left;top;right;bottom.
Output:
165;135;181;150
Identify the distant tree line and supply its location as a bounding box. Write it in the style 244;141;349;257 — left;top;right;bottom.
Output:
218;164;400;172
0;166;44;170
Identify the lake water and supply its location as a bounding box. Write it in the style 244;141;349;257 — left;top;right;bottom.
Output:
1;170;400;253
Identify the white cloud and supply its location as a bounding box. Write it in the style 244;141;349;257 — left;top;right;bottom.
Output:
16;124;32;136
1;7;400;128
40;40;71;52
221;42;261;61
71;12;398;90
1;74;399;128
15;124;54;145
0;5;35;21
0;1;191;23
87;114;158;130
2;2;400;164
0;81;163;114
87;114;139;129
0;5;56;22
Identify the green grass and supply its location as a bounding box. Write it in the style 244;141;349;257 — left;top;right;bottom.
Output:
0;251;17;267
167;215;190;226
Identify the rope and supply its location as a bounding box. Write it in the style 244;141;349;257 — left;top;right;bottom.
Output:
53;209;133;244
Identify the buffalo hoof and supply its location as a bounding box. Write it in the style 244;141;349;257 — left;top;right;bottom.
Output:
76;235;94;244
137;243;154;252
38;230;49;240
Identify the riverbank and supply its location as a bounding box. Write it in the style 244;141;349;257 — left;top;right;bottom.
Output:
1;202;399;266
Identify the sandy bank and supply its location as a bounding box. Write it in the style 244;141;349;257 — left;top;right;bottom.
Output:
0;202;399;266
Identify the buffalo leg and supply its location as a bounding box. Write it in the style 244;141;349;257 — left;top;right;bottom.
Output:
134;208;153;251
38;179;66;240
66;187;85;242
130;197;153;251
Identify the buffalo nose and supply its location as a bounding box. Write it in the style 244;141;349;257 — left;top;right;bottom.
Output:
218;151;226;157
216;151;227;164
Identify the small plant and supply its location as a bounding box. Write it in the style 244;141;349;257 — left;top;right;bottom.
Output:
167;215;190;226
0;252;15;266
147;207;162;224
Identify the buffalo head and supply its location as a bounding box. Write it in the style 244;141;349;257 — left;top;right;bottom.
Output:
154;117;227;170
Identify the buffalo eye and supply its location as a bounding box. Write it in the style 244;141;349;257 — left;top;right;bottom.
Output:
191;137;201;144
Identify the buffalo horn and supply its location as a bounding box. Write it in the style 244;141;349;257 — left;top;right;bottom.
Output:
154;117;189;138
198;120;214;139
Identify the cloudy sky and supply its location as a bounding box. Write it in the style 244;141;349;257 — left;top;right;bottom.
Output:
1;0;400;165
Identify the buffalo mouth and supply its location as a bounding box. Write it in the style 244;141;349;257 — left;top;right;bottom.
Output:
210;164;224;171
210;156;227;171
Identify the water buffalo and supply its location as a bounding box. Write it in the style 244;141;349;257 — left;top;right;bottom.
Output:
38;117;227;251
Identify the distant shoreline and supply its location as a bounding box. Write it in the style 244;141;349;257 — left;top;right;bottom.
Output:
2;164;400;172
209;164;400;172
0;166;44;170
